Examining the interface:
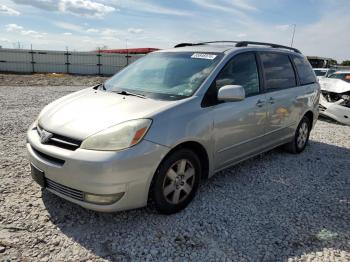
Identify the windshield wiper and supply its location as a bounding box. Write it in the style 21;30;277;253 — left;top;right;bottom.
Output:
95;83;106;90
93;83;106;90
115;90;146;99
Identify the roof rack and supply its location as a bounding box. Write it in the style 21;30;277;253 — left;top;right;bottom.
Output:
174;43;202;48
198;41;239;45
174;40;301;54
235;41;301;53
174;41;238;48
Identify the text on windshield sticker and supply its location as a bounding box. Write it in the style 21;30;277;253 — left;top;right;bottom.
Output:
191;53;217;60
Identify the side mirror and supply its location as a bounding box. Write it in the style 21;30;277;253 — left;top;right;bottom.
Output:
217;85;245;102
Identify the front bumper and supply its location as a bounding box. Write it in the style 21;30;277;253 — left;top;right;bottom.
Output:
27;126;169;212
319;94;350;125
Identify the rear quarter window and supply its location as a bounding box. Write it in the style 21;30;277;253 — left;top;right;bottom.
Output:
293;56;317;85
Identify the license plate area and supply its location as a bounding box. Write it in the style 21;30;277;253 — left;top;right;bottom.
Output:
30;163;46;187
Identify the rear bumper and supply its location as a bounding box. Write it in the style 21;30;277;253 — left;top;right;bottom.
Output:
27;126;169;212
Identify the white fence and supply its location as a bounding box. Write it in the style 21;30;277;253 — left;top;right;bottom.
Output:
0;48;144;75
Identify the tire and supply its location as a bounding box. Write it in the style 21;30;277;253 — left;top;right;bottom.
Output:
151;148;201;214
284;116;311;154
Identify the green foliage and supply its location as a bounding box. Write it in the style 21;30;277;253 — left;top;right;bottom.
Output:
329;59;337;65
341;60;350;66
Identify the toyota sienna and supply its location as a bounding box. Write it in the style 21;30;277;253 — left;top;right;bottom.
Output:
27;41;320;214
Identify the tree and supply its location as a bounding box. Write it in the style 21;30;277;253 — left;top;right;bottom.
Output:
330;59;338;66
96;45;108;51
341;60;350;66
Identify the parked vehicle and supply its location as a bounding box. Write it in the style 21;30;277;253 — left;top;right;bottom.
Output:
325;68;338;77
313;66;350;79
324;66;350;78
313;68;329;79
319;71;350;125
27;41;320;214
307;56;333;69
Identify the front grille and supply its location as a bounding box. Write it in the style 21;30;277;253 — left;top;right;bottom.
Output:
46;178;84;201
48;134;82;151
37;125;82;150
32;147;65;166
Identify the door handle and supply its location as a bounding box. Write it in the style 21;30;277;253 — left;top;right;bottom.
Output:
256;100;266;107
268;97;275;104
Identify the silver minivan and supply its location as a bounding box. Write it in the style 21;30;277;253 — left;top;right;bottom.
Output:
27;41;320;214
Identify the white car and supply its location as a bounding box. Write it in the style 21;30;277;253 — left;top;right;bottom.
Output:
319;71;350;125
313;68;329;79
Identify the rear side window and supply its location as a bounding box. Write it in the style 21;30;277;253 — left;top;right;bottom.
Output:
216;52;260;96
293;56;316;85
260;53;296;90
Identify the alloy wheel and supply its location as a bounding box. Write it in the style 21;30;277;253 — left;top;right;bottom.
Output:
297;122;309;149
162;159;195;204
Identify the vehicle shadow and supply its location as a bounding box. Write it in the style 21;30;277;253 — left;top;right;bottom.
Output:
43;140;350;261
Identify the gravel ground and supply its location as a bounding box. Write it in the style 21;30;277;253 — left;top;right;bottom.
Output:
0;81;350;261
0;73;108;87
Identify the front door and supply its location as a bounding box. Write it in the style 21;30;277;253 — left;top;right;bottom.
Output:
212;52;268;171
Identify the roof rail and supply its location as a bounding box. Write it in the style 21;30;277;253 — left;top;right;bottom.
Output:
198;41;239;45
174;41;237;48
174;43;201;48
174;40;301;54
235;41;301;53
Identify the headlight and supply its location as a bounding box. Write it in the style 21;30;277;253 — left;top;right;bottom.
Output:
28;119;38;131
80;119;152;151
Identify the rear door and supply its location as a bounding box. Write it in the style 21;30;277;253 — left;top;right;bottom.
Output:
258;52;299;145
212;52;268;170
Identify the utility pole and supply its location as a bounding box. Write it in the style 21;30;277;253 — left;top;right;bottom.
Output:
290;24;296;47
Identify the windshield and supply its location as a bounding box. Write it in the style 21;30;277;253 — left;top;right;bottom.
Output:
104;52;223;100
329;73;350;83
314;70;327;76
325;69;336;77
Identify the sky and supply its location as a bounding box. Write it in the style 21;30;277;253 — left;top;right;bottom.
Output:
0;0;349;62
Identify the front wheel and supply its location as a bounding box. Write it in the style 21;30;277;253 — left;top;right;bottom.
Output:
284;116;311;154
151;149;201;214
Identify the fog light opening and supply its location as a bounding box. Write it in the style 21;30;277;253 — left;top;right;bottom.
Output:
84;192;125;205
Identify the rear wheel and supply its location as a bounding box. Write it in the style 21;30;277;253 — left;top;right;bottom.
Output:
151;149;201;214
284;116;311;154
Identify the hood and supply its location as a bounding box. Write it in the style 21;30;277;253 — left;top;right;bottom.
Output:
38;88;176;140
319;78;350;93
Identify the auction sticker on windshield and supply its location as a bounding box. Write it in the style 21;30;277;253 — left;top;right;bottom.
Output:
191;53;217;60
